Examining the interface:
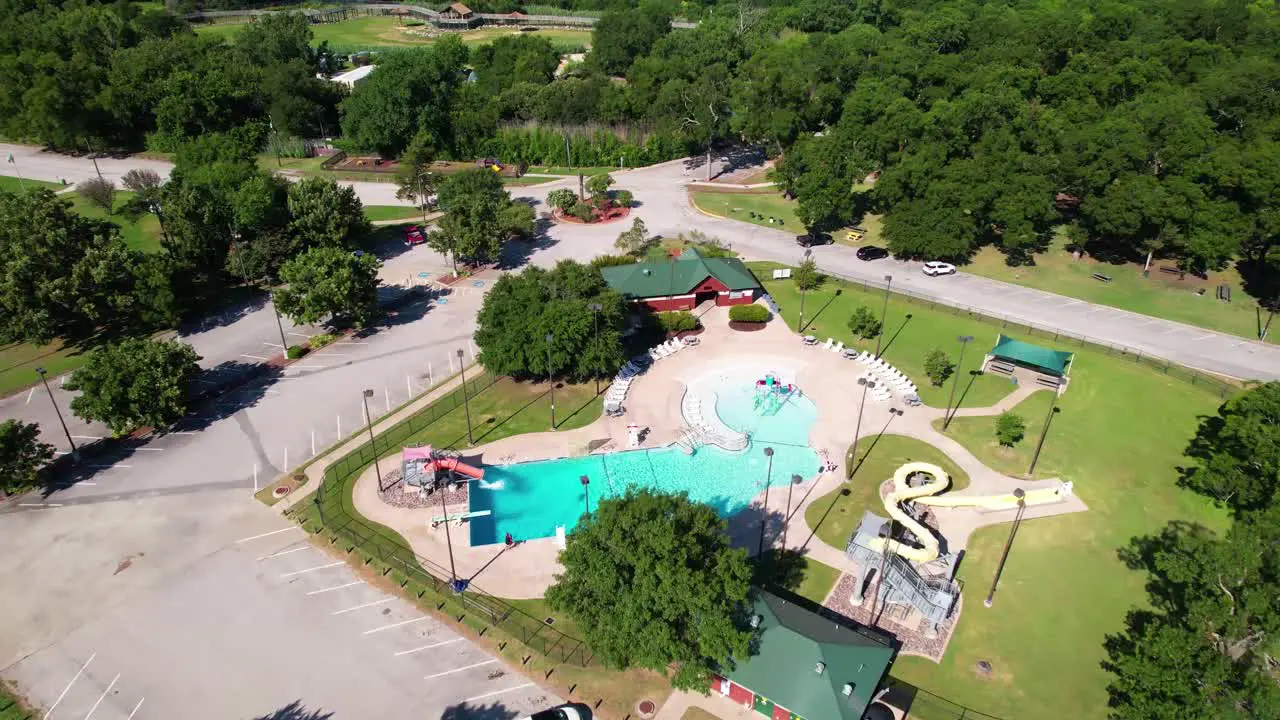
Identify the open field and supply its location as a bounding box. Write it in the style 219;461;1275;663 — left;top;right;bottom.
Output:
400;377;601;450
0;176;60;193
196;17;592;51
751;262;1022;409
363;205;423;222
68;190;163;253
690;189;804;235
935;391;1059;480
0;339;87;398
965;231;1275;345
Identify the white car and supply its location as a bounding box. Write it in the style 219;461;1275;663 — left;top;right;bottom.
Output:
521;705;587;720
922;261;957;276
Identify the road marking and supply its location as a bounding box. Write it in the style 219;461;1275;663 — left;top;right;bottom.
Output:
393;638;463;656
89;464;130;469
240;354;268;361
127;698;144;720
316;352;350;357
306;580;363;595
72;435;104;441
170;431;195;436
332;598;394;615
263;342;284;348
26;386;35;404
257;545;311;561
280;561;343;578
463;683;535;703
19;503;63;508
82;672;119;720
42;651;95;719
77;481;97;486
235;526;300;543
134;448;164;452
287;332;309;339
364;616;430;635
293;363;328;369
423;659;497;679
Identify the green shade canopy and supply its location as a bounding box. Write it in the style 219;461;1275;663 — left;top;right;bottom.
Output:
990;335;1073;377
723;591;896;720
600;248;761;299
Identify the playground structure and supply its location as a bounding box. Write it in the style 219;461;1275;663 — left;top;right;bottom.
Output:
845;462;1075;636
401;445;485;490
753;373;797;416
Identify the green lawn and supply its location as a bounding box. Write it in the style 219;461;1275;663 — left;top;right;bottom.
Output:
197;17;592;51
363;205;423;222
864;349;1230;718
933;391;1058;480
751;261;1021;409
0;175;60;193
804;435;971;551
400;377;602;451
68;191;163;253
503;175;557;186
690;190;805;235
680;708;721;720
793;555;841;605
965;231;1275;345
0;339;89;397
527;166;619;176
0;679;33;720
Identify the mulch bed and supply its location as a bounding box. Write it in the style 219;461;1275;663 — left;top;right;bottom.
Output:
375;466;471;510
825;572;958;662
552;205;631;225
728;321;768;332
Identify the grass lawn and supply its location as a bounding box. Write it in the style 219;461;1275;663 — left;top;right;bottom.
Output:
363;205;423;222
804;435;971;551
68;191;162;253
0;679;33;720
965;231;1274;344
197;17;592;51
933;391;1058;480
861;349;1229;718
0;339;87;397
0;175;60;193
792;555;841;605
750;261;1021;409
690;189;804;235
527;166;619;176
503;175;557;186
681;709;721;720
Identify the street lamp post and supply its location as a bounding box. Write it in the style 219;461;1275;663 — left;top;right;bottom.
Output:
545;332;556;429
588;302;603;395
362;389;383;490
35;367;77;461
848;378;876;477
457;349;473;446
439;475;458;585
984;488;1026;608
270;295;289;355
580;474;590;515
874;275;892;358
943;336;975;430
1028;388;1062;475
798;249;812;332
757;447;775;558
782;474;802;550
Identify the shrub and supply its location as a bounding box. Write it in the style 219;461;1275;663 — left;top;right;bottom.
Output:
79;177;116;214
546;188;578;212
570;201;595;222
286;345;309;359
591;254;637;268
996;411;1026;446
794;257;822;291
924;349;955;387
729;304;770;323
847;305;882;339
613;189;634;208
585;172;615;199
309;332;338;349
658;311;699;333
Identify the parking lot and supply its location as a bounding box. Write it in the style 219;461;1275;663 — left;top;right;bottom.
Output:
4;520;559;720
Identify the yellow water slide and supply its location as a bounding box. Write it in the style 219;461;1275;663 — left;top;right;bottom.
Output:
914;484;1073;511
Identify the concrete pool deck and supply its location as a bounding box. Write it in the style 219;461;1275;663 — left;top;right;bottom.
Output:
350;302;1088;601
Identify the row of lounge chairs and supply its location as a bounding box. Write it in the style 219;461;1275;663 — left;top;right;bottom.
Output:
802;335;846;354
650;335;700;361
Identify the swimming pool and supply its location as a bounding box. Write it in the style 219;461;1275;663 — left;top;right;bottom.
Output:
467;367;821;546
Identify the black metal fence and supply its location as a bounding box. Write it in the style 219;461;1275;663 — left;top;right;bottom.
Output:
294;371;596;667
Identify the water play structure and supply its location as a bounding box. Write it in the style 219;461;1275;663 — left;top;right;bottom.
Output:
753;373;796;416
401;445;485;489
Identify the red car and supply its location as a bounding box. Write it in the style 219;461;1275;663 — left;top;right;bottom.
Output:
404;226;426;246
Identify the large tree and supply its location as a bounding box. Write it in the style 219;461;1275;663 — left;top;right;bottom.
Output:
0;419;54;494
286;177;369;250
429;169;533;272
66;338;202;436
546;489;753;690
589;7;673;76
273;246;380;328
1180;382;1280;513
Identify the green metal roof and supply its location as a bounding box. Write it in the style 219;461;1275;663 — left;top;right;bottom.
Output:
724;592;896;720
599;249;761;299
990;334;1074;377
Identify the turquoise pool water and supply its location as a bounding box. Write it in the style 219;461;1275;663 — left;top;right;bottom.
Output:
467;369;821;546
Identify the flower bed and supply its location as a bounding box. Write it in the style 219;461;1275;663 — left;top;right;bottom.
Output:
552;205;631;225
727;321;768;332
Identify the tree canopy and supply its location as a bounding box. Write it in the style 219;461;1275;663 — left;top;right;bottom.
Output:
429;169;534;270
66;338;201;436
546;489;754;690
0;419;54;494
273;246;381;328
1180;382;1280;513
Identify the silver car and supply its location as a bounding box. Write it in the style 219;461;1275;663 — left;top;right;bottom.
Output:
922;261;957;276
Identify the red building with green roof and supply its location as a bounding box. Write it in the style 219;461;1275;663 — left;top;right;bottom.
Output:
710;591;897;720
599;249;763;311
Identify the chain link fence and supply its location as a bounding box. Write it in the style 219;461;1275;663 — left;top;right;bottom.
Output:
292;370;597;668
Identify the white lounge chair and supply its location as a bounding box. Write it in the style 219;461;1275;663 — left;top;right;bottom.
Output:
831;341;844;354
823;338;835;351
803;335;818;346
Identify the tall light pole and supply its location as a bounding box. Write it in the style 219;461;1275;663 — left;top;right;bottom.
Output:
439;473;458;586
588;302;603;395
943;336;974;430
270;294;289;354
580;474;590;516
874;275;892;358
757;447;775;558
984;488;1026;608
797;248;812;332
867;407;904;623
1028;387;1062;475
362;389;383;491
847;378;876;478
782;474;802;550
545;332;556;429
457;349;473;446
35;367;77;461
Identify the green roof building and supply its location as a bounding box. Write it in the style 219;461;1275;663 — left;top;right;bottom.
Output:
984;334;1074;392
711;591;897;720
599;249;763;312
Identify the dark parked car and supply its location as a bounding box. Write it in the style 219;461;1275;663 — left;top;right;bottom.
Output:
796;232;833;247
856;245;889;261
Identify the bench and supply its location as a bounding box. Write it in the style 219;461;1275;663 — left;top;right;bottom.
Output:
1091;273;1112;283
987;361;1015;376
1217;284;1231;302
1035;375;1061;389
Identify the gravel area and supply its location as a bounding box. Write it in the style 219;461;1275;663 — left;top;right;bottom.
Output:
375;466;471;510
825;572;958;662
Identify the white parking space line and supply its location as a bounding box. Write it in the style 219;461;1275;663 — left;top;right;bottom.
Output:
264;342;284;349
134;448;164;452
19;503;63;508
306;580;363;596
42;651;94;719
72;436;104;441
464;683;535;704
423;659;498;679
332;598;394;615
127;698;145;720
236;527;300;543
26;386;36;404
364;616;430;635
393;638;463;656
82;672;120;720
257;546;312;561
89;464;130;469
287;332;309;339
240;354;268;361
280;561;344;578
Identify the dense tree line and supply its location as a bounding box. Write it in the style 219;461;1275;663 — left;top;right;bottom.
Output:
1105;382;1280;719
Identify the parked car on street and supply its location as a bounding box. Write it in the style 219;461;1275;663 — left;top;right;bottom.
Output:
922;261;957;276
856;245;889;261
795;232;833;247
521;704;588;720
